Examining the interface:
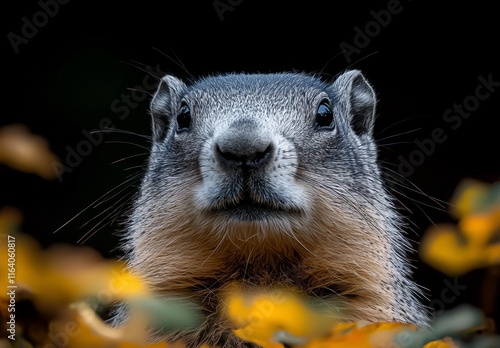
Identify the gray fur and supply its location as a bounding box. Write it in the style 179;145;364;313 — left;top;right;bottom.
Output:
117;70;429;347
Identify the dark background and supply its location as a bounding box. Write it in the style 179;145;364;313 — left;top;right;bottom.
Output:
2;0;499;327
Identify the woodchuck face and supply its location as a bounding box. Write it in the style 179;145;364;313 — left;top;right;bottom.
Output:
132;70;387;249
122;71;427;345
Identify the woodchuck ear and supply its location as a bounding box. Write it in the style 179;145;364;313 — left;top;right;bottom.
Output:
332;70;376;136
150;75;188;141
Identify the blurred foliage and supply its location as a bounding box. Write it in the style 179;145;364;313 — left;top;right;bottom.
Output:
0;208;202;348
420;179;500;276
0;124;499;347
0;222;469;348
0;124;60;180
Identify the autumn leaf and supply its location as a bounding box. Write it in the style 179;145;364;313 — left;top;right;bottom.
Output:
420;180;500;276
0;233;146;312
42;301;175;348
422;338;459;348
0;124;60;180
223;282;341;347
300;322;415;348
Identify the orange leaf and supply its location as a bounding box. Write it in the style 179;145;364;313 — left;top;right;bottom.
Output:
419;225;483;276
303;322;415;348
459;208;500;246
223;283;340;347
423;337;459;348
0;124;60;180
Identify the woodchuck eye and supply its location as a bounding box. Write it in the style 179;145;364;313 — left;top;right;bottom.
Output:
176;102;191;132
315;99;334;130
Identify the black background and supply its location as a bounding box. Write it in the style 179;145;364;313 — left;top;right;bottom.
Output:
3;0;499;326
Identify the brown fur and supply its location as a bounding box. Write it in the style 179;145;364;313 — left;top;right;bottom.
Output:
128;177;405;347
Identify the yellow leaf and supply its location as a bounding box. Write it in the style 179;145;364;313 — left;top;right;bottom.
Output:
303;322;415;348
0;232;146;312
0;124;60;180
419;225;483;276
420;205;500;276
223;283;339;347
459;208;500;247
423;337;459;348
43;302;175;348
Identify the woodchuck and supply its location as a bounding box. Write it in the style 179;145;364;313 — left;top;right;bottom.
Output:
115;70;429;347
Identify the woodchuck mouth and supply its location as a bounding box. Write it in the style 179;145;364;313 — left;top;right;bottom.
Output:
209;194;305;221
